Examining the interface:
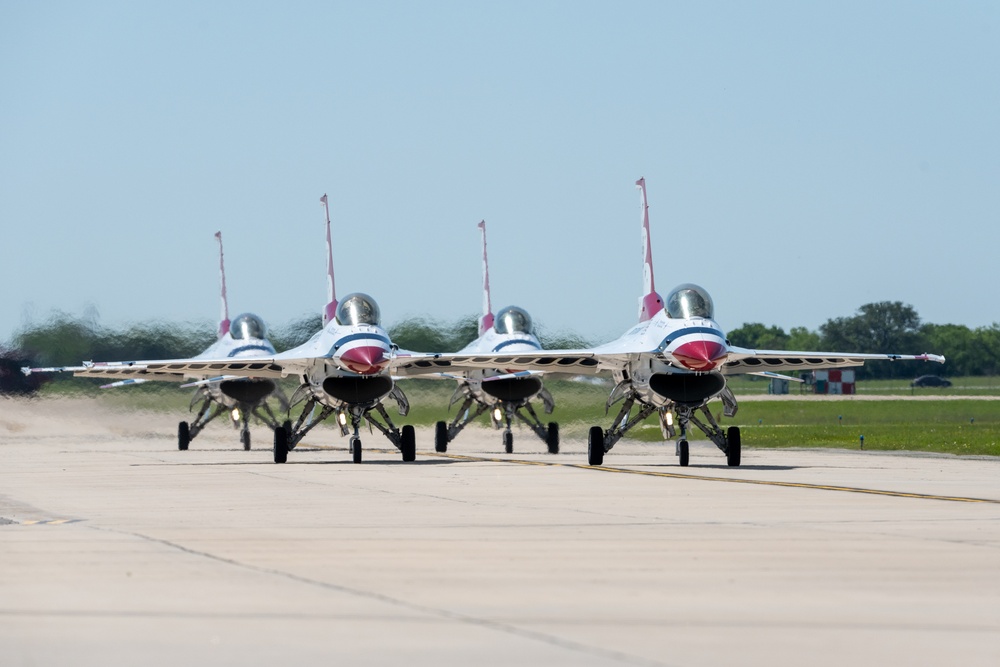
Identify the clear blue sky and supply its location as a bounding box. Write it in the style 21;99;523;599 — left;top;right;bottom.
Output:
2;1;997;347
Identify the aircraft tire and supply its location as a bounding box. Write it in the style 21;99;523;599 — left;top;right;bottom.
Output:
587;426;605;466
178;422;190;451
434;421;448;453
678;439;689;467
401;425;416;462
282;420;295;450
726;426;741;467
503;431;513;454
546;422;559;454
273;426;288;464
352;437;363;464
241;430;251;451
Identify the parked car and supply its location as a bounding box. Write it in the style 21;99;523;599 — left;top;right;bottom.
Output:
911;375;952;388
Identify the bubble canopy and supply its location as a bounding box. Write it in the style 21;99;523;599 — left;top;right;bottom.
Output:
230;313;268;340
665;284;715;320
336;293;381;326
494;306;533;334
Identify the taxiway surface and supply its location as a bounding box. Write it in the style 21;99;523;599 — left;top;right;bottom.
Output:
2;398;999;666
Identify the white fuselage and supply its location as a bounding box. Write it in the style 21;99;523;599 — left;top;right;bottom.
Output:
596;310;730;408
288;321;396;409
193;334;277;408
456;329;545;404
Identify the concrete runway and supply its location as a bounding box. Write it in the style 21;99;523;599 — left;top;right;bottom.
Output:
2;397;999;666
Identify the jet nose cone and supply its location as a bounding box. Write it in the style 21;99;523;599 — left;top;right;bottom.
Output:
339;346;389;375
673;340;728;371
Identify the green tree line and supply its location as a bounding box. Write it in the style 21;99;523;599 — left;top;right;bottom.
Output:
727;301;1000;379
7;301;993;381
7;312;591;369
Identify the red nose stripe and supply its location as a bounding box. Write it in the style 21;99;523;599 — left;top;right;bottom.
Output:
340;346;388;375
673;340;727;371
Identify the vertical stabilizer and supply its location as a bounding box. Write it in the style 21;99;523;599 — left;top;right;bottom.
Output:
636;177;664;321
215;231;231;338
477;220;494;335
320;194;338;326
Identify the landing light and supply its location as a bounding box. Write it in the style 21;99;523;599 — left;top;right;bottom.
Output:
338;412;347;426
666;412;674;427
231;408;241;422
493;407;502;421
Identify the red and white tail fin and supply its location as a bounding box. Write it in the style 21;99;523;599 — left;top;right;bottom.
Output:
320;194;338;326
214;231;231;338
477;220;494;335
636;177;664;322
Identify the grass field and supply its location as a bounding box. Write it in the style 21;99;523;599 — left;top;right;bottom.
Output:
34;376;1000;457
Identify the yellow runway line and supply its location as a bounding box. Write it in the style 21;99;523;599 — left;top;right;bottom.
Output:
421;451;1000;505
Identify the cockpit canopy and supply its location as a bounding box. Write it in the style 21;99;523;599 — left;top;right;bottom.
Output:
665;283;715;320
230;313;268;340
336;292;381;326
494;306;533;335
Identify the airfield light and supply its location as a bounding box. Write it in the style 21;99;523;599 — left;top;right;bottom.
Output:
493;407;502;421
231;409;240;422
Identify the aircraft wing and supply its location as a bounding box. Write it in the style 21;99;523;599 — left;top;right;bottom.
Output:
23;364;190;383
391;349;626;377
723;347;945;375
24;355;292;383
391;346;945;378
26;349;439;383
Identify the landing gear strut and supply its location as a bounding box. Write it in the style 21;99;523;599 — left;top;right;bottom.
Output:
587;392;741;467
180;389;285;451
435;389;559;454
278;393;416;464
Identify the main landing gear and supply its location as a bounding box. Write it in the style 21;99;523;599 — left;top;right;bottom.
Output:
178;390;284;451
588;394;741;467
274;395;416;464
434;393;559;454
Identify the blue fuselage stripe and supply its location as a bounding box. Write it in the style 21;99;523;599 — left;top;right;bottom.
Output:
227;344;276;357
492;339;542;353
670;327;725;339
336;333;391;346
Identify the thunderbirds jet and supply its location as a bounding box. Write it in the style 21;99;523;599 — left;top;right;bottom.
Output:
34;196;419;464
24;232;287;451
411;178;945;467
432;221;559;454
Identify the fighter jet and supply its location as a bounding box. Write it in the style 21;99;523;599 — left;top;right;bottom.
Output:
432;221;559;454
36;196;419;464
25;231;286;451
408;178;945;467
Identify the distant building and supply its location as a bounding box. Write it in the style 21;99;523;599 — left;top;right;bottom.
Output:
813;369;855;395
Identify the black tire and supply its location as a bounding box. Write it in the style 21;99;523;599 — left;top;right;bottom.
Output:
546;422;559;454
401;425;416;462
352;437;363;464
434;420;448;453
273;426;288;464
178;422;190;451
503;430;513;454
241;430;251;451
726;426;741;467
282;420;295;450
587;426;605;466
678;439;689;467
